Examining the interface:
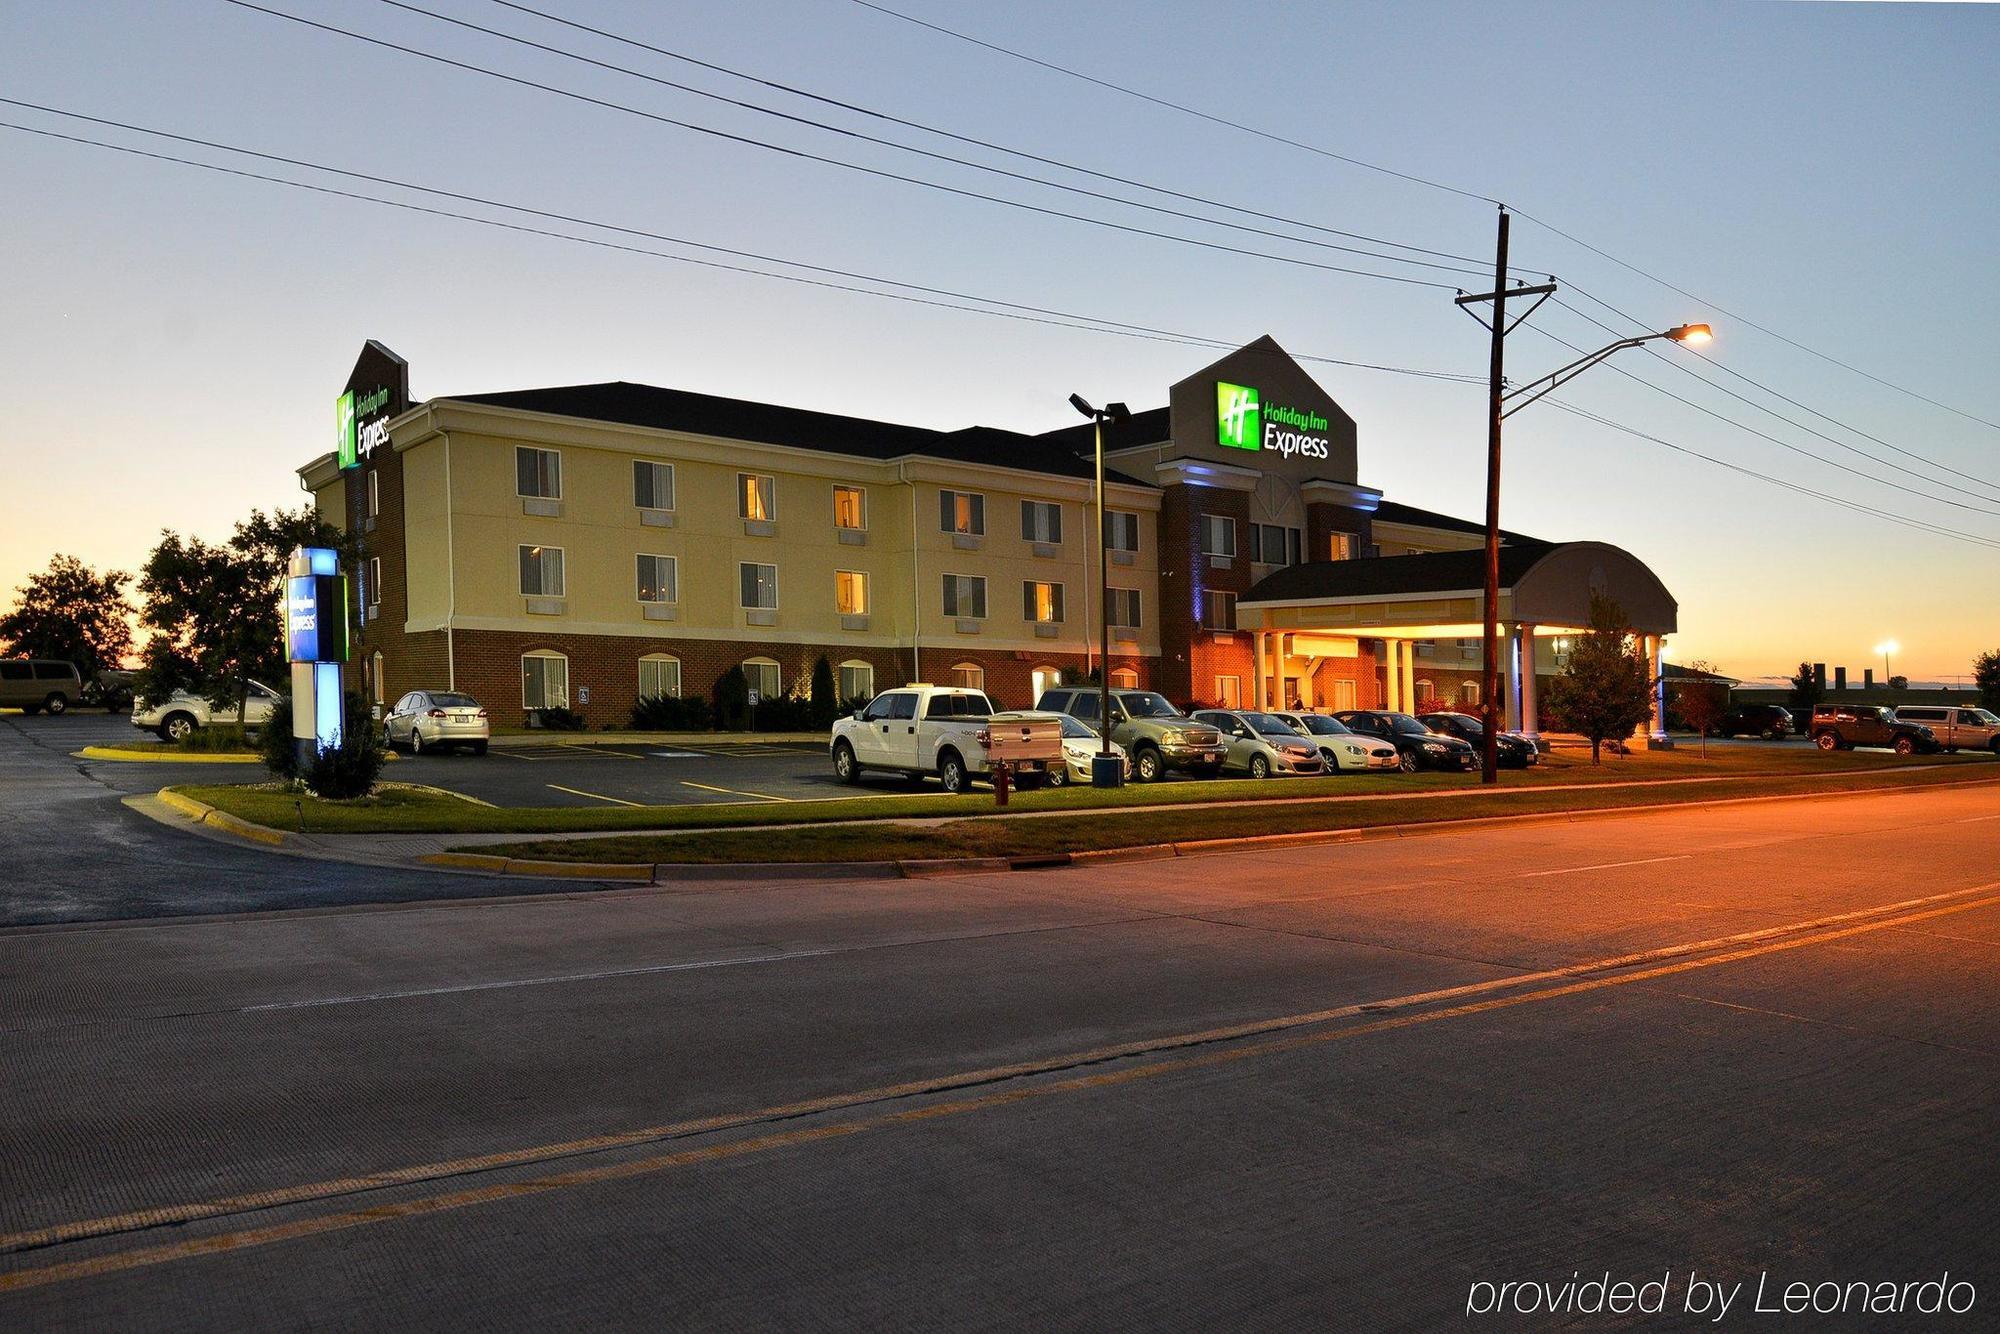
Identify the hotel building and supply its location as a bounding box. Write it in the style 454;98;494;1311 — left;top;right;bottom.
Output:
301;337;1678;737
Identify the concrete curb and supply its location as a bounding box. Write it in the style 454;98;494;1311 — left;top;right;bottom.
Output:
76;746;263;764
155;787;293;847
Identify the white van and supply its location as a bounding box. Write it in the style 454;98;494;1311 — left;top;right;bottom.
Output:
0;659;84;715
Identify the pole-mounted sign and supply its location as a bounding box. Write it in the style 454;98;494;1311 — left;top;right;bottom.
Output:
286;546;350;761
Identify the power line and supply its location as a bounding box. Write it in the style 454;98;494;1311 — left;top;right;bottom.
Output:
0;110;1482;385
848;0;2000;435
468;0;1510;274
216;0;1465;292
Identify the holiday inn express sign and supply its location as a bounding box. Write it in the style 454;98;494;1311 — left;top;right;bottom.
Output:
1215;380;1333;461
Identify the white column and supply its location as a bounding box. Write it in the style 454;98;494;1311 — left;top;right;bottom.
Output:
1519;624;1539;736
1298;652;1315;709
1401;640;1417;713
1383;640;1400;711
1506;622;1523;732
1650;634;1669;745
1253;631;1269;710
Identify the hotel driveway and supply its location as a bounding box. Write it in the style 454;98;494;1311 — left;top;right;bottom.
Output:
4;765;1997;1326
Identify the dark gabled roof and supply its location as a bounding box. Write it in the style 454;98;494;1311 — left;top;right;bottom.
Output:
1242;540;1558;603
448;381;1149;485
1036;405;1171;456
1370;500;1541;545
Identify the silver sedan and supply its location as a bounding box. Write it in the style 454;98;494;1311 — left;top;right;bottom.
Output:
383;690;491;755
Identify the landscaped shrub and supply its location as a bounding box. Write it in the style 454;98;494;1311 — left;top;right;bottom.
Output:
713;665;750;730
530;706;585;731
809;656;838;729
631;692;712;731
746;693;816;732
260;694;300;781
303;691;386;799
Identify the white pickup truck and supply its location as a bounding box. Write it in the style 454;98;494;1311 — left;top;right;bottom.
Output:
830;685;1064;793
132;680;281;741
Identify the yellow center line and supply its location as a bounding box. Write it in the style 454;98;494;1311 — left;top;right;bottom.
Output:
5;883;1999;1293
680;780;791;803
544;784;643;808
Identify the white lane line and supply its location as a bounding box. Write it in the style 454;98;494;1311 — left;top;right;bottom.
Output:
1955;814;2000;823
239;949;838;1013
1519;853;1692;879
545;783;644;807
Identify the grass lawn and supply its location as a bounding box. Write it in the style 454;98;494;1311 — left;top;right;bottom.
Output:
173;746;1998;838
481;763;2000;865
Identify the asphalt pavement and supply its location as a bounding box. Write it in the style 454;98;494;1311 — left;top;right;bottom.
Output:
3;758;1996;1328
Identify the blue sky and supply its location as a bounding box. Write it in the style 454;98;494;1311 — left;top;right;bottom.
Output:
2;0;1995;681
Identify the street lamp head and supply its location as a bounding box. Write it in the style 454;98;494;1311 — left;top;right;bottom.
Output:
1104;401;1131;423
1068;393;1096;419
1875;639;1899;656
1664;323;1713;345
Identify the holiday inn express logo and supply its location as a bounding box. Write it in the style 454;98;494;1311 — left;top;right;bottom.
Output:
1214;380;1331;461
336;391;358;470
1216;381;1260;451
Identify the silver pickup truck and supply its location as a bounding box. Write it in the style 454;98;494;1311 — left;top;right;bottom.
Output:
830;685;1063;793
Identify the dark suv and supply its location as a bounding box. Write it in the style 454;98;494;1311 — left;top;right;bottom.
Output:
1334;710;1478;772
1711;703;1792;740
1417;711;1539;768
1809;704;1939;755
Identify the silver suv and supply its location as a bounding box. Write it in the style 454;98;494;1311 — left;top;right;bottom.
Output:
1891;705;2000;754
1034;687;1227;782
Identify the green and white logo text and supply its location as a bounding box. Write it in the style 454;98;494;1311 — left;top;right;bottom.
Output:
1215;380;1330;461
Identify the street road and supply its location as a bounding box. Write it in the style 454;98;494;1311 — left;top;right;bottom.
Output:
3;756;1997;1327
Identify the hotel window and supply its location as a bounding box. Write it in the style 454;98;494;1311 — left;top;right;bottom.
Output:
366;556;382;611
942;573;987;619
939;489;985;536
1327;531;1356;561
1416;679;1437;705
835;569;869;615
636;554;677;604
1460;681;1481;706
739;562;778;610
521;651;569;709
743;658;781;700
1023;581;1065;624
516;447;561;499
738;473;776;522
1198;514;1236;558
1021;500;1063;544
1215;675;1243;709
633;460;675;511
518;544;565;597
1106;587;1141;628
1252;524;1303;567
638;654;681;699
950;662;984;690
1109;667;1139;690
837;660;874;702
1199;590;1237;632
366;470;380;518
1105;510;1140;554
832;484;867;530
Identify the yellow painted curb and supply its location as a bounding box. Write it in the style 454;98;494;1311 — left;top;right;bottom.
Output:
77;746;263;764
154;786;292;847
418;852;512;872
156;788;212;820
504;857;655;881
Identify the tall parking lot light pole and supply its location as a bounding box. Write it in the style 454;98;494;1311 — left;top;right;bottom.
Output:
1455;207;1709;783
1070;393;1130;785
1875;639;1898;687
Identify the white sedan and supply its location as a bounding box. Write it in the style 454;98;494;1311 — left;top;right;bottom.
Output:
1272;711;1402;772
1045;713;1130;786
132;681;280;742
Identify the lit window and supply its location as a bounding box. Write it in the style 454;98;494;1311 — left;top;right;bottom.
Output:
739;562;778;610
1416;679;1436;705
1199;515;1236;558
366;556;382;610
942;573;987;618
1199;589;1237;632
837;660;874;702
1109;667;1139;689
738;473;776;522
522;652;569;709
939;489;985;535
1215;675;1242;709
1328;531;1356;561
636;554;677;604
951;662;984;690
743;658;781;700
833;485;867;530
1105;511;1140;553
633;460;675;511
835;570;869;615
638;655;681;699
516;447;561;499
1461;680;1481;705
1023;581;1065;624
1020;501;1063;544
518;545;565;597
1106;588;1141;628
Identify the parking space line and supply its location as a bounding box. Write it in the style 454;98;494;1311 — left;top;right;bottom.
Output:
544;784;644;808
681;780;792;803
1518;854;1691;879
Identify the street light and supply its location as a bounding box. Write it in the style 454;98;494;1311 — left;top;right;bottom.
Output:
1875;639;1899;687
1455;208;1711;783
1071;392;1130;786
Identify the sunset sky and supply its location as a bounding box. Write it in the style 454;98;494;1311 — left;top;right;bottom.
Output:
3;0;1995;683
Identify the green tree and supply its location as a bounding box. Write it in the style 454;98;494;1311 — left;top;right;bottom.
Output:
136;507;351;724
1545;594;1654;763
1674;659;1730;759
809;654;837;728
1786;661;1824;716
0;555;135;678
712;664;750;731
1975;650;2000;712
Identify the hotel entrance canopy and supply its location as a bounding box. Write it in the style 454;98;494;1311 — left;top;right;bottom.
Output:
1237;541;1677;732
